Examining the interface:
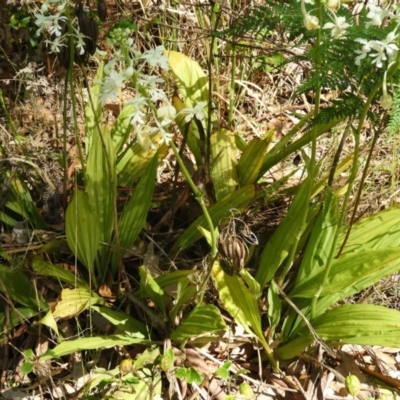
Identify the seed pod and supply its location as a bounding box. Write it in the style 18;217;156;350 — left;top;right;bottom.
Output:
159;354;173;373
76;1;89;36
345;375;361;397
119;359;133;375
87;17;98;55
239;382;254;399
97;0;107;21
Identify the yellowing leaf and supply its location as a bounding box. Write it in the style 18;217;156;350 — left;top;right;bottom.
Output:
52;288;102;319
165;50;208;107
210;128;239;201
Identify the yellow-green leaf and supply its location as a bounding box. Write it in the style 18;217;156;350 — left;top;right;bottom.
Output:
210;128;239;201
65;190;101;284
166;50;208;107
238;138;268;186
171;304;226;342
86;127;116;245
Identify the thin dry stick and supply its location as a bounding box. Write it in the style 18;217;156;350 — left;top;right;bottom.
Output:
195;346;299;394
274;282;336;358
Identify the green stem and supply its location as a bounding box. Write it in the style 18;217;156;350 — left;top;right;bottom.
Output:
277;1;323;287
310;59;399;318
170;141;217;257
228;44;236;129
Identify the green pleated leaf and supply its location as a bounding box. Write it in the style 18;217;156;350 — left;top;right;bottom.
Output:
237;138;268;186
169;278;197;325
86;127;116;246
139;266;166;316
65;190;101;284
166;50;209;107
0;265;47;310
135;270;195;298
91;306;147;338
295;187;339;286
210;128;239;201
172;95;202;166
32;256;89;289
118;152;158;253
84;62;104;152
40;335;150;360
171;304;226;342
338;205;400;255
117;143;161;186
212;260;261;337
256;177;312;288
268;280;281;338
171;185;255;253
290;248;400;298
276;304;400;359
212;260;277;368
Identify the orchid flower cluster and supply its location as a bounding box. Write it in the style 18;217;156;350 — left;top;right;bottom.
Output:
100;26;207;148
300;0;400;110
34;0;87;56
33;1;207;149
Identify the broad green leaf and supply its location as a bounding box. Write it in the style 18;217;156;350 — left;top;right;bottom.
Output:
51;288;103;319
216;361;232;380
7;179;47;229
338;205;400;255
166;50;208;107
20;362;33;375
24;349;34;360
65;190;101;284
290;248;400;298
91;306;147;338
259;116;343;178
171;304;226;342
118;152;158;254
169;277;197;325
256;177;312;288
84;62;104;152
285;247;400;339
175;367;203;384
268;280;281;338
110;104;135;154
117;142;160;185
171;185;255;253
135;270;196;298
32;256;89;289
212;261;261;335
0;264;47;310
295;187;339;286
40;335;150;360
0;307;37;335
40;310;59;336
239;269;261;299
210;128;239;201
139;266;166;315
237;138;268;186
86;127;116;247
212;260;277;368
276;304;400;359
40;288;103;335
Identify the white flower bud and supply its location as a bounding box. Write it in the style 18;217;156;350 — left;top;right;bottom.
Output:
303;13;320;30
380;93;393;109
326;0;340;10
